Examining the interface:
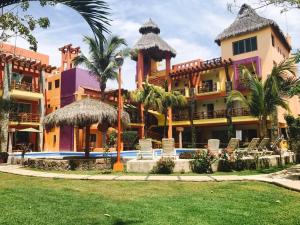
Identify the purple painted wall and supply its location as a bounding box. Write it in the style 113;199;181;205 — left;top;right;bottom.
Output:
233;56;261;89
59;68;100;151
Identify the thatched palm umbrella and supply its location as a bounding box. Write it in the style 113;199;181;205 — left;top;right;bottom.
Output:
44;98;130;158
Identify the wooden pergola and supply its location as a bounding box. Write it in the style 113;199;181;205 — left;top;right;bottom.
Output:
0;53;56;73
170;57;233;80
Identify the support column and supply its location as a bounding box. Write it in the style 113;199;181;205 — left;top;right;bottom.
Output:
137;51;145;138
38;70;46;152
166;54;172;139
176;127;184;148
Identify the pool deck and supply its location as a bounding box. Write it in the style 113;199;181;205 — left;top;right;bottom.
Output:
0;164;299;192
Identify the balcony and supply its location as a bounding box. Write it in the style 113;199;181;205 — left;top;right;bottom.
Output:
10;81;43;100
172;108;251;122
9;113;41;124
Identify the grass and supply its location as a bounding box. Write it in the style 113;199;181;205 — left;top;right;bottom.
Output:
24;165;292;176
0;172;300;225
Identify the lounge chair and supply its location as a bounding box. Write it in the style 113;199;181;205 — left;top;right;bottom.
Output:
207;139;220;153
161;138;176;159
225;138;240;152
137;139;155;160
236;138;260;156
248;138;272;156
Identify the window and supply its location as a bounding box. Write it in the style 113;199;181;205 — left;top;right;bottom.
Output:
233;36;257;55
47;104;51;108
48;82;52;90
53;135;56;145
55;79;60;88
271;35;275;47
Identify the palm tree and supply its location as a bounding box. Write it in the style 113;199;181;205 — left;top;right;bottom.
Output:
73;34;127;99
130;81;164;138
227;58;297;138
161;81;187;138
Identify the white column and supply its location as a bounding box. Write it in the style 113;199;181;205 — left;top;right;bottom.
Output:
176;127;184;148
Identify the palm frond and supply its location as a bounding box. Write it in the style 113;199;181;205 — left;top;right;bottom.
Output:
1;0;111;35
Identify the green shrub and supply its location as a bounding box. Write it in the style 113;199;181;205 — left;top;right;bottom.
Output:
122;131;138;150
285;115;300;163
190;150;216;174
0;152;8;163
151;158;175;174
217;149;233;172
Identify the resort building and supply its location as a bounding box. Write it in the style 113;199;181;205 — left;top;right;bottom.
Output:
0;43;55;151
132;4;300;147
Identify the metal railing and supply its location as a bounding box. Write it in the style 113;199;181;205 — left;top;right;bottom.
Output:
10;80;40;93
9;113;40;123
172;108;251;121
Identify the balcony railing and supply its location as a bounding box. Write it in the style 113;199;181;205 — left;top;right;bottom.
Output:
10;81;40;93
172;108;251;121
9;113;40;123
197;84;218;94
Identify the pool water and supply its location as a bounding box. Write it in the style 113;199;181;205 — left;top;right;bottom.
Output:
11;149;198;159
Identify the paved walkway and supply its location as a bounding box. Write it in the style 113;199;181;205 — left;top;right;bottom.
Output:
0;164;300;192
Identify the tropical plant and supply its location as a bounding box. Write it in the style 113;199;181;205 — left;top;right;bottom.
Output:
190;150;217;174
0;0;110;51
285;115;300;162
161;81;187;138
73;34;127;98
227;58;297;138
130;81;164;138
151;158;175;174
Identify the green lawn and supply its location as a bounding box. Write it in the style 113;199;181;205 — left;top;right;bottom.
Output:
0;173;300;225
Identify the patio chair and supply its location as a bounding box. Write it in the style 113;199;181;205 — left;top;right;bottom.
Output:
236;138;260;156
225;138;239;152
137;139;155;160
161;138;176;159
258;138;273;155
247;138;272;156
207;139;220;153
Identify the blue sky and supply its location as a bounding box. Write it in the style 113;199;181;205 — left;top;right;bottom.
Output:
5;0;300;90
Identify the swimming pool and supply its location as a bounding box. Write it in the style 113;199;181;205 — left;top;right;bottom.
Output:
10;149;198;159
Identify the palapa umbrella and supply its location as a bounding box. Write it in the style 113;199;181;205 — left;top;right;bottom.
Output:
43;98;130;157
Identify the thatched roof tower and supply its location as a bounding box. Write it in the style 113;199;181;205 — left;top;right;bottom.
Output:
43;98;130;129
215;4;291;51
132;19;176;61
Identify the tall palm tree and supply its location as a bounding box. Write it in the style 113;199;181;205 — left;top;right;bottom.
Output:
161;81;187;138
73;34;127;99
130;81;164;138
73;34;127;147
227;58;297;138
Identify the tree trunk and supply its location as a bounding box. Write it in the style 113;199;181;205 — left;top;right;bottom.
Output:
85;125;91;158
100;82;106;100
259;117;265;139
262;115;268;138
189;97;196;148
144;109;148;138
163;111;167;138
0;63;12;152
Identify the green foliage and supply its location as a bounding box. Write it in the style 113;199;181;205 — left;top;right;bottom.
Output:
73;34;127;96
0;152;8;163
285;115;300;162
122;131;138;150
107;131;117;148
1;0;110;51
190;150;217;174
227;57;297;137
151;158;175;174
